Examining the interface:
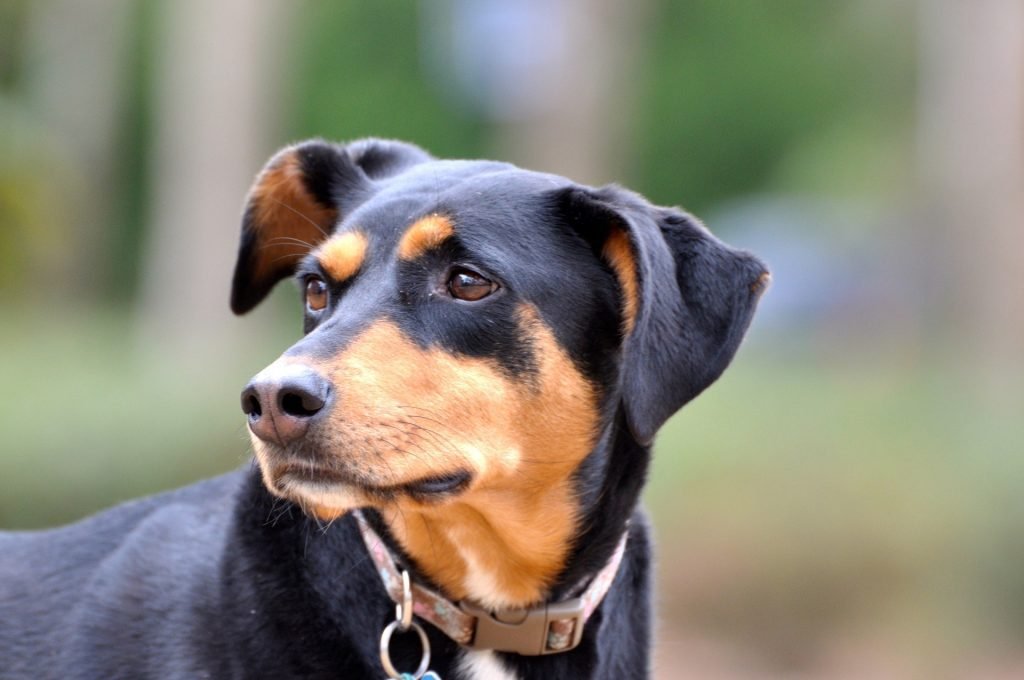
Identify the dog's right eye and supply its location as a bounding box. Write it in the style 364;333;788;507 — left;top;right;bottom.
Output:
447;267;497;302
305;277;329;312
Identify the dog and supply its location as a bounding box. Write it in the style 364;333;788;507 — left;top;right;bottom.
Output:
0;138;767;679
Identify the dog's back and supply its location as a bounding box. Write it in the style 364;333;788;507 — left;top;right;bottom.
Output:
0;472;243;677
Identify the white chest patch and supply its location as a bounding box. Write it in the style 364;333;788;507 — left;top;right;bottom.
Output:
457;650;520;680
457;547;506;610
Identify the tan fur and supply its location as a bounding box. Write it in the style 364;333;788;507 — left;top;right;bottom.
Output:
254;307;599;609
397;214;455;260
248;149;337;282
602;226;640;335
316;232;368;282
752;270;772;294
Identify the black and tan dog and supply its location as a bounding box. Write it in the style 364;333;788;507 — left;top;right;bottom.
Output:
0;139;767;679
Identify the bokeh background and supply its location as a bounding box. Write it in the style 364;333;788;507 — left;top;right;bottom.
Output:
2;1;1022;677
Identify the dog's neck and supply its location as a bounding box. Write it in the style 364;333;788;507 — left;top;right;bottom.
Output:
549;419;651;597
375;486;576;610
367;419;650;611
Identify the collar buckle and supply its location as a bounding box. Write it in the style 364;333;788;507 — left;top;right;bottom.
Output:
460;598;586;655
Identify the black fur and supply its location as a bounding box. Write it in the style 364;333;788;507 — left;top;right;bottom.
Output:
0;139;767;679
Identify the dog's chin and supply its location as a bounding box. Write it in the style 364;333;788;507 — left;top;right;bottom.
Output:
265;464;374;516
261;460;472;519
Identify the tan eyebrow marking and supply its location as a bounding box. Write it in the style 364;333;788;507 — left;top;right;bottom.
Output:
398;214;455;261
316;231;369;282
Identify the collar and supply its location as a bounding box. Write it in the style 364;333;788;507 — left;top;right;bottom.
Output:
353;510;628;656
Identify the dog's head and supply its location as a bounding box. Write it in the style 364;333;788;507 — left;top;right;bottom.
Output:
232;138;767;607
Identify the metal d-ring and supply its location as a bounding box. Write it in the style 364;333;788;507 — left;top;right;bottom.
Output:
379;570;429;678
379;618;431;679
396;569;413;631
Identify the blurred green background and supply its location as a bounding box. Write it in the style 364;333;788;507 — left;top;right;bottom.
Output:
2;1;1022;677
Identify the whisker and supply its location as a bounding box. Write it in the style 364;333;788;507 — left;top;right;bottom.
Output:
399;411;452;431
399;420;462;460
266;252;306;265
377;434;432;470
379;422;431;456
266;197;330;239
260;236;318;250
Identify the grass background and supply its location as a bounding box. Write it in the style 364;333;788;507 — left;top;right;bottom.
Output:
3;308;1021;676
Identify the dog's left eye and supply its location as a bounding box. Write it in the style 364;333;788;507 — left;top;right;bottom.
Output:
305;277;329;311
447;267;497;301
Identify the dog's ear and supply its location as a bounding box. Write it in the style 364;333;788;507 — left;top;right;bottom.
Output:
556;186;769;445
230;138;432;314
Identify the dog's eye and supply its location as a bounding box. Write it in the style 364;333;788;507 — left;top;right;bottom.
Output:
305;277;329;311
447;267;496;301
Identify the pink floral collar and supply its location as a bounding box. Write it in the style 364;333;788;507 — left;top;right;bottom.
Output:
353;510;628;656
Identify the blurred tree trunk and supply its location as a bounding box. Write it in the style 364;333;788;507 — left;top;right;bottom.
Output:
137;0;290;361
25;0;131;302
918;0;1024;380
489;0;649;186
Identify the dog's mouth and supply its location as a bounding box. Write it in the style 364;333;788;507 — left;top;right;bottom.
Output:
401;471;472;497
274;464;471;502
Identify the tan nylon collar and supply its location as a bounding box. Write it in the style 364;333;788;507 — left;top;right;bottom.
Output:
353;510;628;656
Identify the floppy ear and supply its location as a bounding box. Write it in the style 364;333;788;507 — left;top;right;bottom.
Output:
230;138;432;314
560;186;769;445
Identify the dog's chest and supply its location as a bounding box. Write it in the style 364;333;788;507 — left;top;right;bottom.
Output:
456;650;520;680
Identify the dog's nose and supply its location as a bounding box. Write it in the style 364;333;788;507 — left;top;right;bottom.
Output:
241;364;331;446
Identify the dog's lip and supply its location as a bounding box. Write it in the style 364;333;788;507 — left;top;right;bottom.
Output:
276;464;361;487
400;471;472;497
274;464;471;498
